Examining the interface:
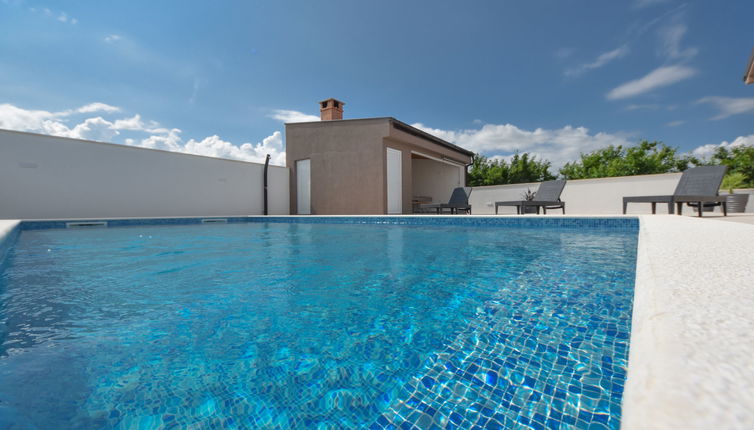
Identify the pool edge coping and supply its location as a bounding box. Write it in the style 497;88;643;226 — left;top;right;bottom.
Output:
623;216;754;430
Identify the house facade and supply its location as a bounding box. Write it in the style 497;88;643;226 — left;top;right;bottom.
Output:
285;99;474;215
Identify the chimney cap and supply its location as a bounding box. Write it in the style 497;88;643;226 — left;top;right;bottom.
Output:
319;98;345;120
319;98;345;105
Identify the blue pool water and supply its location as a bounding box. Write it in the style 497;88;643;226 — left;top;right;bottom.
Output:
0;220;637;429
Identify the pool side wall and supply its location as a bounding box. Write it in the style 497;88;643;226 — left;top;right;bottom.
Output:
14;215;639;231
0;220;20;265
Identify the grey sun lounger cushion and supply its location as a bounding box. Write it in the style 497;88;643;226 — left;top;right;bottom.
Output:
495;180;567;215
622;165;728;217
420;187;472;214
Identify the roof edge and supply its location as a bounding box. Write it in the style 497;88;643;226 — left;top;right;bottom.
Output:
285;116;474;158
284;117;392;126
389;118;474;157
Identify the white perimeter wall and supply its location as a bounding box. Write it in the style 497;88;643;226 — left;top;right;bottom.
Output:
469;172;749;215
412;158;464;203
0;129;290;219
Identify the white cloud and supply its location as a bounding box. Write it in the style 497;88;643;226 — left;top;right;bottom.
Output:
412;122;632;170
696;96;754;120
565;45;629;77
606;65;696;100
136;128;183;151
0;102;287;165
0;102;121;135
183;132;285;165
658;21;698;60
104;34;122;44
77;102;121;114
112;114;168;133
65;117;120;141
0;112;120;142
128;129;284;165
691;135;754;159
665;120;685;127
269;109;319;123
0;103;61;130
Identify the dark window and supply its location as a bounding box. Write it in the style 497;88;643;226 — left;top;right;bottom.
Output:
333;101;339;108
321;102;328;109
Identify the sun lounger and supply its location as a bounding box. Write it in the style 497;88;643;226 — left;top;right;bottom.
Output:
420;187;472;214
622;165;728;217
495;180;566;215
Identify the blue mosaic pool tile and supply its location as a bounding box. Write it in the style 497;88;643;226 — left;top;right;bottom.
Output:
247;216;639;232
19;215;638;233
5;217;637;429
370;246;634;430
20;217;251;230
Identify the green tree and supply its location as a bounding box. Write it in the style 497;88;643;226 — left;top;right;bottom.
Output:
711;145;754;188
559;140;698;179
467;152;555;186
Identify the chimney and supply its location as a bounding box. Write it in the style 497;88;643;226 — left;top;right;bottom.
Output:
319;98;345;121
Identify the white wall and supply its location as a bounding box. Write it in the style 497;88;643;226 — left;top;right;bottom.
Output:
0;129;290;219
411;158;463;203
469;172;715;215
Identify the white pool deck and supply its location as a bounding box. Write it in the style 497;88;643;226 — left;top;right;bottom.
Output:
0;215;752;429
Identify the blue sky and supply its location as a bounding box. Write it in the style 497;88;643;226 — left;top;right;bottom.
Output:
1;0;752;168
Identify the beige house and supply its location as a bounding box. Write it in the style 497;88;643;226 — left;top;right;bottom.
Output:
285;99;474;215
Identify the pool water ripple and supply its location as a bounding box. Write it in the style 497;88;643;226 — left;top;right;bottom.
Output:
0;222;636;429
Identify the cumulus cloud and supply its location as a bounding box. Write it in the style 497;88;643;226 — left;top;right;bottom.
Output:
412;122;632;170
696;96;754;120
127;129;284;165
135;128;183;151
0;102;127;140
0;103;61;131
0;102;287;165
691;135;754;159
184;132;285;165
606;65;696;100
112;114;169;133
104;34;122;44
565;45;629;77
66;117;120;141
269;109;319;123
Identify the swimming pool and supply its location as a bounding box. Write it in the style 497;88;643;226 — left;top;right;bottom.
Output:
0;217;637;429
